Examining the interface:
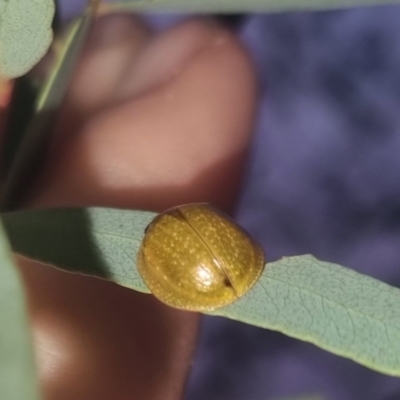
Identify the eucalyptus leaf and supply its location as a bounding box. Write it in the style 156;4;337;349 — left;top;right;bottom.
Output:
0;221;40;400
110;0;400;13
2;207;155;292
214;255;400;377
3;207;400;377
0;0;54;78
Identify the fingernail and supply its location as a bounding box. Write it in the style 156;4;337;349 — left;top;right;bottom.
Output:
120;18;230;98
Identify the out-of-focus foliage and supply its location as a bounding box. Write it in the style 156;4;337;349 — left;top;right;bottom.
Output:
0;0;54;78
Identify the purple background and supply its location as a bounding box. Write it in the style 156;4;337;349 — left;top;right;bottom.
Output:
60;3;400;399
187;8;400;400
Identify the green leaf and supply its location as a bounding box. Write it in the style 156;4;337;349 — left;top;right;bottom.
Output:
2;207;155;292
213;255;400;377
3;207;400;377
1;4;96;210
0;220;40;400
0;0;54;78
110;0;400;13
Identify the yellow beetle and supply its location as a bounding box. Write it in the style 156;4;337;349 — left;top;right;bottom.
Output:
137;203;265;311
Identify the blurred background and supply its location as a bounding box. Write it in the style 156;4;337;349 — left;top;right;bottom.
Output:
61;3;400;400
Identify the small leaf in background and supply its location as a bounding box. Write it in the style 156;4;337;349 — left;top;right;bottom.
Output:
0;0;55;78
3;207;400;376
0;221;40;400
109;0;399;13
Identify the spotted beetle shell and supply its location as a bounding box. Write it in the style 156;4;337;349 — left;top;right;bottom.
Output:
137;203;265;311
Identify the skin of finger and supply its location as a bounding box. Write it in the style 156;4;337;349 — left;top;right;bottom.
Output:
63;14;153;117
31;18;257;212
17;16;257;400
